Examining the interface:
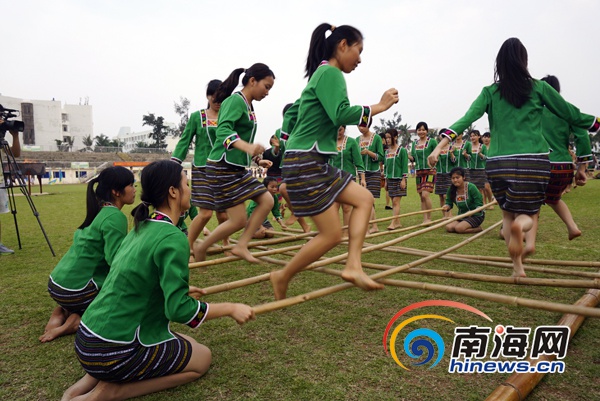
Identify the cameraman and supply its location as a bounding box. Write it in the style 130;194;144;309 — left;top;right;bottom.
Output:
0;117;20;255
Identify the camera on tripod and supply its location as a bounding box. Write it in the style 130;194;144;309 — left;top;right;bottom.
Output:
0;104;25;136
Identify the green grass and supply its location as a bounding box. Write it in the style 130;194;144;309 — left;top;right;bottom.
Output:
1;180;599;400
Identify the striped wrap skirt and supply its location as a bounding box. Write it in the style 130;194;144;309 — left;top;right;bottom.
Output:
282;151;353;217
458;213;485;228
365;170;381;198
469;169;488;190
386;178;407;198
75;324;193;383
434;173;451;196
415;169;436;193
191;166;217;210
205;160;267;211
544;162;574;205
486;154;550;215
48;277;99;315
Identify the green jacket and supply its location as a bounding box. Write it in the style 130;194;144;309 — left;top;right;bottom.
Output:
50;205;127;290
171;109;217;167
81;212;208;345
208;92;257;167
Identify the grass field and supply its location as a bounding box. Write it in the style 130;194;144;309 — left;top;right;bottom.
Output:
1;179;599;401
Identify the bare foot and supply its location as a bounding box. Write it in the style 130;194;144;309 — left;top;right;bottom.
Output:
423;219;431;225
568;228;582;241
511;270;527;278
299;220;311;233
387;224;402;230
45;306;67;333
231;245;260;263
39;327;64;343
285;215;298;226
202;227;211;236
369;226;379;234
341;270;384;291
270;270;288;300
508;220;524;259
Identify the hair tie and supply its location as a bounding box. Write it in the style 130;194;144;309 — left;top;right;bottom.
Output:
330;25;336;32
142;201;151;208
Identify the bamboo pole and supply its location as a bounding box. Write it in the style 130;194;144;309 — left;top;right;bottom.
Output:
366;207;444;224
358;262;600;289
372;246;600;279
485;287;600;401
189;243;305;269
252;219;501;314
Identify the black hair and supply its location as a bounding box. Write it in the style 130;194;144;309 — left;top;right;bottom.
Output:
541;75;560;93
385;128;398;146
131;160;184;230
448;167;466;203
282;103;293;116
263;176;278;188
482;132;491;138
494;37;533;108
213;63;275;104
416;121;429;131
206;79;222;108
470;130;480;136
305;23;363;79
79;166;134;229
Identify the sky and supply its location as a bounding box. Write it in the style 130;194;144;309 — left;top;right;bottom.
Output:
3;0;599;147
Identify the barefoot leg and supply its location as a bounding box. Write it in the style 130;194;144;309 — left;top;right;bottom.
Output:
40;313;81;343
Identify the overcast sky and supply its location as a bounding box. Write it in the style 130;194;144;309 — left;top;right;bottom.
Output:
3;0;599;146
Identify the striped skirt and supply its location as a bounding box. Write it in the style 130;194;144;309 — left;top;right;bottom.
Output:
205;160;267;211
75;324;192;383
469;169;488;190
282;151;353;217
191;166;217;211
48;277;99;315
458;213;485;228
434;173;451;196
365;171;381;198
415;169;436;193
486;155;550;215
545;162;574;205
386;178;407;198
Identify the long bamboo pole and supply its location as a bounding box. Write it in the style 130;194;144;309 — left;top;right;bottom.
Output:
251;219;501;314
371;246;600;279
485;287;600;401
358;261;600;289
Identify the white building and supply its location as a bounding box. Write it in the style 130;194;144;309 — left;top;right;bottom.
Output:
116;123;180;153
0;95;93;151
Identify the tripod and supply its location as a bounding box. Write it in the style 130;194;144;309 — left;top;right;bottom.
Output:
1;136;55;256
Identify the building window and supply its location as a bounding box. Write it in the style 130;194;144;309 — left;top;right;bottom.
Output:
62;113;68;122
53;171;66;179
63;125;68;132
75;171;88;178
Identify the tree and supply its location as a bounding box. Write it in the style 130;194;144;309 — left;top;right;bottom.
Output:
173;96;190;137
109;138;124;151
94;133;112;152
142;113;169;148
397;123;412;147
82;134;93;151
54;139;68;152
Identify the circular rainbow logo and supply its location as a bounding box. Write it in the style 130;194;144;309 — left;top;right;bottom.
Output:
383;300;493;370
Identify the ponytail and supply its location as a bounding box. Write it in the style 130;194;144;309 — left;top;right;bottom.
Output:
213;63;275;104
305;23;363;79
132;160;183;230
79;166;134;229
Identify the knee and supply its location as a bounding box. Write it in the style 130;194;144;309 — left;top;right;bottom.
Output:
200;209;213;221
191;344;212;377
215;211;227;223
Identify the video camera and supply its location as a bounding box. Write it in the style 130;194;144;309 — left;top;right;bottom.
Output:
0;104;25;134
